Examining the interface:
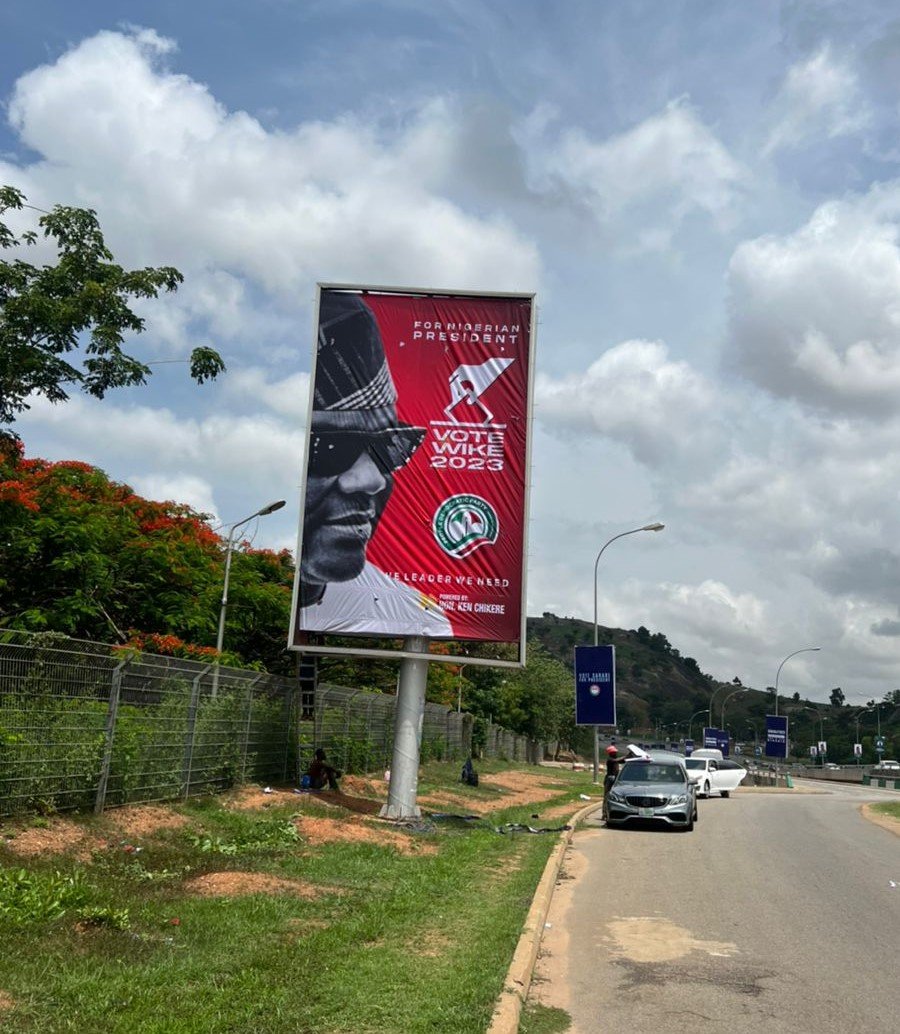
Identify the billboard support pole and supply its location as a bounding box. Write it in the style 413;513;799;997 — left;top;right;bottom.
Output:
380;636;428;820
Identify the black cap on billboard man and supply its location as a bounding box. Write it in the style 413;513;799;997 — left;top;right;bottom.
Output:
297;291;452;636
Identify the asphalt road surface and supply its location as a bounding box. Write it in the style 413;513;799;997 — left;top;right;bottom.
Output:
529;781;899;1033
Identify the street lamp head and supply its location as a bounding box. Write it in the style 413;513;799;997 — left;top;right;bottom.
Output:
642;522;665;532
257;499;286;517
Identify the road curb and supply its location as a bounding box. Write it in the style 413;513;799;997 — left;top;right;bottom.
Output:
486;797;604;1034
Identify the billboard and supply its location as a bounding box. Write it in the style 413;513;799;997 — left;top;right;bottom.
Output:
765;715;788;758
290;285;535;663
702;727;730;755
574;645;616;726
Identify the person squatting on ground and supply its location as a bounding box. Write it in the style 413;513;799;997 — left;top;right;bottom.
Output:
308;748;341;791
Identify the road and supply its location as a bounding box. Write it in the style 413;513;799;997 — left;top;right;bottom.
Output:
528;780;900;1033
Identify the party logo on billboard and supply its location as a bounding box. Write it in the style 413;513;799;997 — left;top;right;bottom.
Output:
433;494;499;559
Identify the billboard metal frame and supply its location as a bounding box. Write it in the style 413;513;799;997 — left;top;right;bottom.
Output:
288;282;537;669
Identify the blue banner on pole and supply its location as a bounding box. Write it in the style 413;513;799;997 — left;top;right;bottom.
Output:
702;727;730;756
684;738;694;756
765;715;788;758
574;645;616;726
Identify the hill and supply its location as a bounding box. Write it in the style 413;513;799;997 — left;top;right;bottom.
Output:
526;611;747;734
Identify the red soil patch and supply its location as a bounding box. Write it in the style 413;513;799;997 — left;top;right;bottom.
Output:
293;815;436;855
226;785;302;810
419;770;566;816
1;818;103;861
0;990;15;1014
108;804;189;838
184;871;331;898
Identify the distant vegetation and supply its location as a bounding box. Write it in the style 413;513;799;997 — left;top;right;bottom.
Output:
1;446;896;762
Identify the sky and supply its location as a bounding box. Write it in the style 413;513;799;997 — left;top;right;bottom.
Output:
3;0;900;706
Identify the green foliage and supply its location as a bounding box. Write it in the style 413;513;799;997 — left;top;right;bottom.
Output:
0;866;88;923
0;660;293;817
0;185;224;433
0;445;294;670
0;761;593;1033
184;817;300;855
74;905;131;930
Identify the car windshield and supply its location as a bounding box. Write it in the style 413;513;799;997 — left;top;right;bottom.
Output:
621;763;684;783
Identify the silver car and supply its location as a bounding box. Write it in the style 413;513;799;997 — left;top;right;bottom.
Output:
602;756;698;831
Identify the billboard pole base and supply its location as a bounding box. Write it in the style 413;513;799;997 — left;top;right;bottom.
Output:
380;636;428;820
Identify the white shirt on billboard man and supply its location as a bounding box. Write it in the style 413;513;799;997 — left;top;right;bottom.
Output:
297;291;452;637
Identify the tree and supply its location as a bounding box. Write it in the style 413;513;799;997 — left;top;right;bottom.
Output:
0;185;224;436
0;443;293;669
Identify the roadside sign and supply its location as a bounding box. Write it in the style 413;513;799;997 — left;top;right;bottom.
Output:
765;715;788;758
853;743;862;757
875;735;885;755
817;740;827;756
809;745;818;757
574;645;616;726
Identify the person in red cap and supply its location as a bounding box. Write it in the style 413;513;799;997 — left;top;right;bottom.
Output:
604;744;630;797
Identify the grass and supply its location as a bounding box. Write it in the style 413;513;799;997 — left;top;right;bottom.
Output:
871;800;900;822
0;760;598;1033
518;1003;572;1034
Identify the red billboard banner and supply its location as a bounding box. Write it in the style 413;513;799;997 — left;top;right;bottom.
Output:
291;286;533;648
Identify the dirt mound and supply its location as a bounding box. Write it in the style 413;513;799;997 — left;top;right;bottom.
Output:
184;871;329;898
293;815;436;855
0;990;15;1015
1;818;101;860
419;770;566;816
108;804;189;837
225;785;301;810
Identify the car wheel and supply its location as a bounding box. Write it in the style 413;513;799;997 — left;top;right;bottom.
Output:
702;781;710;797
693;802;698;822
720;790;730;798
681;816;694;832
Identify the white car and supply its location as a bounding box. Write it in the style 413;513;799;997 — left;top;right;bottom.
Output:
874;759;899;771
684;752;747;798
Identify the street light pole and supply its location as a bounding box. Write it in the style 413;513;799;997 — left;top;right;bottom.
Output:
688;709;709;743
591;522;665;784
798;705;828;766
720;687;747;730
214;499;286;694
773;647;821;717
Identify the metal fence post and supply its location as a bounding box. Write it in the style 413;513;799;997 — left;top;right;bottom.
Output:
282;682;296;783
181;665;212;799
239;674;264;784
94;659;128;815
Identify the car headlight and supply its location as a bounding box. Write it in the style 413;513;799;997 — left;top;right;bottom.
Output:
669;794;688;805
607;791;626;804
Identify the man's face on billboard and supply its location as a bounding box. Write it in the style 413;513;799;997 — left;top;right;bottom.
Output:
300;407;425;586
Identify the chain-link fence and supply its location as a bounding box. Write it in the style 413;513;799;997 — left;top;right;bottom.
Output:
1;632;543;817
0;632;297;817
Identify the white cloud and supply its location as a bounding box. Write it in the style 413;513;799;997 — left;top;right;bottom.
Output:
6;28;540;296
535;339;720;467
764;45;869;156
221;369;311;421
516;98;745;248
727;184;900;415
19;395;305;512
129;473;218;519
